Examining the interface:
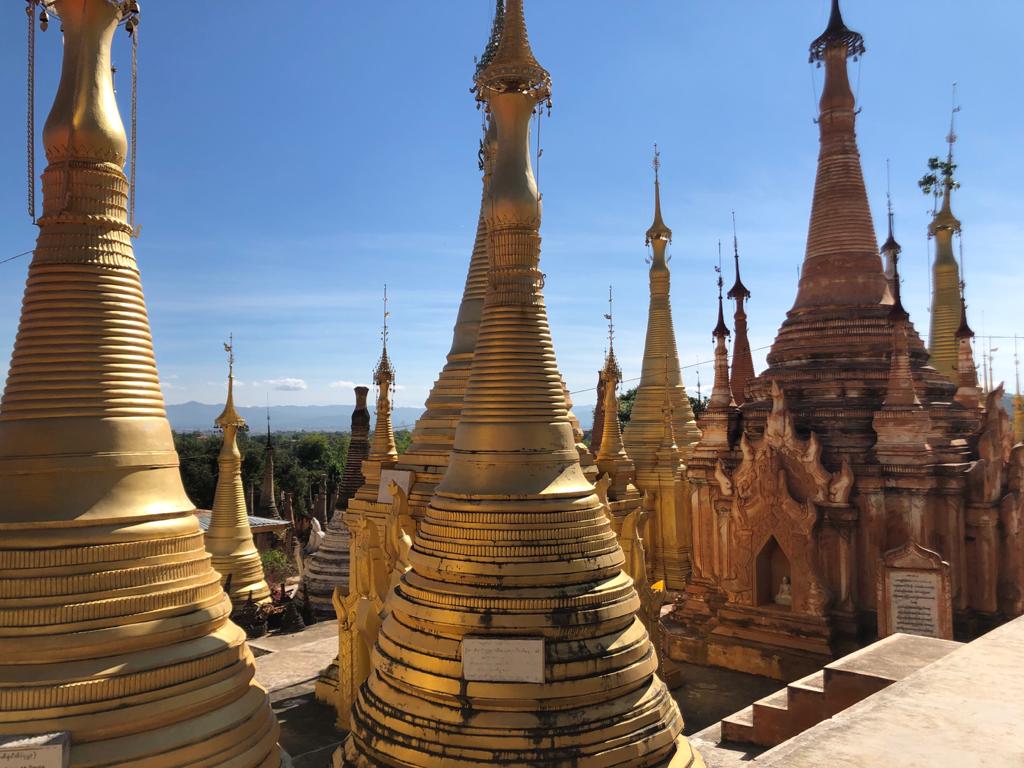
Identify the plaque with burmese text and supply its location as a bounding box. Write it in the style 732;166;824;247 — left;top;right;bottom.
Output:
0;732;69;768
877;542;953;640
462;637;545;683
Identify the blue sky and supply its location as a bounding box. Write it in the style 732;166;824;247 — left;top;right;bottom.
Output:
1;1;1021;422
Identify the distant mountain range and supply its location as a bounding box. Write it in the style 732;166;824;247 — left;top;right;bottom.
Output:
168;401;598;433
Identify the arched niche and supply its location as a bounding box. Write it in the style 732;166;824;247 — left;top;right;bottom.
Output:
756;536;791;608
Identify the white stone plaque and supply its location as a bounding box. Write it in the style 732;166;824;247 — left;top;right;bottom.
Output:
0;733;69;768
462;637;545;683
377;469;414;504
887;570;941;638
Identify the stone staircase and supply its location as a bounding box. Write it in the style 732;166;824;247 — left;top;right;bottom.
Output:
718;633;960;749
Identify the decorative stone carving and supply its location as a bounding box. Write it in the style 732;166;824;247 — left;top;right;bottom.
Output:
717;384;836;616
968;385;1012;505
999;445;1024;617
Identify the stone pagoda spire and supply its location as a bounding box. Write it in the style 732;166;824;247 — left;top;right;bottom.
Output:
880;164;902;298
873;253;932;464
590;364;609;455
954;289;981;409
595;289;642;507
0;3;281;763
927;102;965;382
623;147;701;590
305;386;368;620
794;0;889;310
207;340;273;606
340;2;700;764
710;267;736;412
256;406;281;518
727;213;754;405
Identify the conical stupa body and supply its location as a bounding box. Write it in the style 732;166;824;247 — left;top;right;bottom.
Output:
0;4;281;764
341;3;701;764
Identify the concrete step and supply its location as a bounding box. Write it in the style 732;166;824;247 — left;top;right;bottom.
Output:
719;705;755;744
751;687;796;747
786;669;826;735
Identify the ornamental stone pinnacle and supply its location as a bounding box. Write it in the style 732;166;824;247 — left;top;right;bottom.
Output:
0;2;282;763
339;1;702;764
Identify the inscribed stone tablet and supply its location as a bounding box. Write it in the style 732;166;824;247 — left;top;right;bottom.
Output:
462;637;545;683
887;570;941;638
0;732;69;768
377;469;413;504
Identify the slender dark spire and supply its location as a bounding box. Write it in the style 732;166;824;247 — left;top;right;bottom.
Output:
955;283;974;340
714;244;730;339
889;248;909;324
726;211;750;301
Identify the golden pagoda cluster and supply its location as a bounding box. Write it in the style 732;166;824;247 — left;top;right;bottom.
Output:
1;0;1019;766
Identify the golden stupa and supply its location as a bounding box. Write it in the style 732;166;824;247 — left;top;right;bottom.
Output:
927;116;964;383
205;341;273;607
0;2;281;764
338;1;702;765
622;158;700;591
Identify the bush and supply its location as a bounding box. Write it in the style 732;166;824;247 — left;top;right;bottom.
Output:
261;549;295;585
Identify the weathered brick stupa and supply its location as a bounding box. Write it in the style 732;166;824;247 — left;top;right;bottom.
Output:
622;153;701;592
669;0;1017;682
339;1;702;765
304;386;369;620
0;2;281;764
926;113;964;384
205;342;272;608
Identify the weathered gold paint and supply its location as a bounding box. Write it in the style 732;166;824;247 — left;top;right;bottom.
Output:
0;3;281;764
339;1;702;765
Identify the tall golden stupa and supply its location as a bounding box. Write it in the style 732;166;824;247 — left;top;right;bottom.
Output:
622;155;701;591
927;112;964;383
0;2;281;764
205;341;272;607
339;1;701;765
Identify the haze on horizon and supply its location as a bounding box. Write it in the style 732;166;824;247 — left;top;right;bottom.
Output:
0;1;1020;414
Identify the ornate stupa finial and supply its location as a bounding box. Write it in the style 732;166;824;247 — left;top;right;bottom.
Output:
216;334;246;429
603;285;621;379
809;0;865;63
727;210;750;301
475;0;506;79
714;244;731;339
881;160;902;298
727;212;755;406
474;0;550;103
955;282;974;341
0;2;282;760
952;281;980;409
370;285;398;462
645;143;673;246
930;86;963;237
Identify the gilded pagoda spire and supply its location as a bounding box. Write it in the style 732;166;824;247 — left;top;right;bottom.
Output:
596;288;641;502
927;95;964;382
794;0;888;309
368;286;398;463
207;340;273;606
0;3;281;763
623;148;701;588
341;2;700;764
727;213;755;404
